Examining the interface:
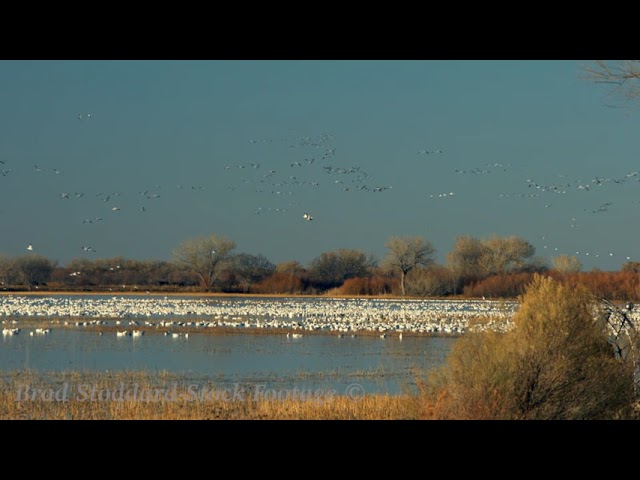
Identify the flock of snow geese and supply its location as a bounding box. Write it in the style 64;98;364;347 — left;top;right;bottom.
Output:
0;295;520;338
13;130;400;254
3;114;638;265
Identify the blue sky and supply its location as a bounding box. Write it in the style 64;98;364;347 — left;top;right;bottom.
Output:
0;60;638;270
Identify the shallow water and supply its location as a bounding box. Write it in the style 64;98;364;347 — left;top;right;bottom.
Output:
0;295;480;395
0;329;456;395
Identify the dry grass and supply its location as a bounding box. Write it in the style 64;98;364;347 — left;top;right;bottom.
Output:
0;370;424;420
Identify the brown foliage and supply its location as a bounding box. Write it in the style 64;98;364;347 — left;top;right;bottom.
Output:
622;261;640;274
553;271;640;300
423;275;637;419
336;275;399;296
254;272;304;294
405;266;454;297
463;272;537;298
463;270;640;301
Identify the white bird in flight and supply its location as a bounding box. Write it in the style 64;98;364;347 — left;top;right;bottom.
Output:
27;244;33;251
303;213;313;221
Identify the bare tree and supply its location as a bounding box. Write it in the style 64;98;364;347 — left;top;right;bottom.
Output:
230;253;276;293
13;255;57;290
481;235;536;275
447;235;487;283
406;265;452;297
308;249;375;290
552;254;582;274
0;254;18;287
383;236;435;296
276;260;305;276
447;235;536;282
172;234;236;291
582;60;640;108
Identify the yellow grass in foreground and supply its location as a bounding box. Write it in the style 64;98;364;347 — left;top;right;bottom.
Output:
0;371;424;420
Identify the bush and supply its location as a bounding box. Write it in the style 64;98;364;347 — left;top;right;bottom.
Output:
254;272;303;294
405;266;453;297
424;274;636;419
554;271;640;300
337;275;398;296
463;272;537;298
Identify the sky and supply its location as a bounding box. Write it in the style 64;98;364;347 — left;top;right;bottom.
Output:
0;60;638;271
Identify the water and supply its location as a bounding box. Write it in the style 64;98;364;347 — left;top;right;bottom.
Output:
0;329;456;395
0;294;475;394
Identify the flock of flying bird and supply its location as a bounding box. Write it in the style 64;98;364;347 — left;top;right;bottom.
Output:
1;113;638;267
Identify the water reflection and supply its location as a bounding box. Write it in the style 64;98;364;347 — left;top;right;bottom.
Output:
1;330;456;394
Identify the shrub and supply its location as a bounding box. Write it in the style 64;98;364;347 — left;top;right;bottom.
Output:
337;275;399;296
405;266;453;297
254;272;303;294
424;274;636;419
463;272;537;298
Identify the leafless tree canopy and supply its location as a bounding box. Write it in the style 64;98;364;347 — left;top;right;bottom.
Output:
447;235;536;280
229;253;276;293
276;260;305;276
552;254;582;274
582;60;640;107
172;234;236;291
12;255;57;290
308;249;376;290
383;236;435;296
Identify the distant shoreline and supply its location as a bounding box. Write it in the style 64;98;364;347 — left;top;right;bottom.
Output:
0;290;494;301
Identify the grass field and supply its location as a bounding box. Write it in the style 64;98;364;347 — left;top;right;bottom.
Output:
0;370;425;420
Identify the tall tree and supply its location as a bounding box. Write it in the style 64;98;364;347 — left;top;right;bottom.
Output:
383;236;435;296
0;254;18;287
308;249;375;290
172;234;236;291
276;260;305;277
447;234;536;280
481;235;536;275
13;255;57;290
447;235;487;282
552;254;582;274
231;253;276;293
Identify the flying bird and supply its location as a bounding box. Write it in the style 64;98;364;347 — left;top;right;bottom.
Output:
27;244;33;251
303;213;313;221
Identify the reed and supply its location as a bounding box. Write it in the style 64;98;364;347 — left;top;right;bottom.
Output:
0;370;423;420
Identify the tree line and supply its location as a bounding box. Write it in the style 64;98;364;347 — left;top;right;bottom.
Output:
1;232;639;299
